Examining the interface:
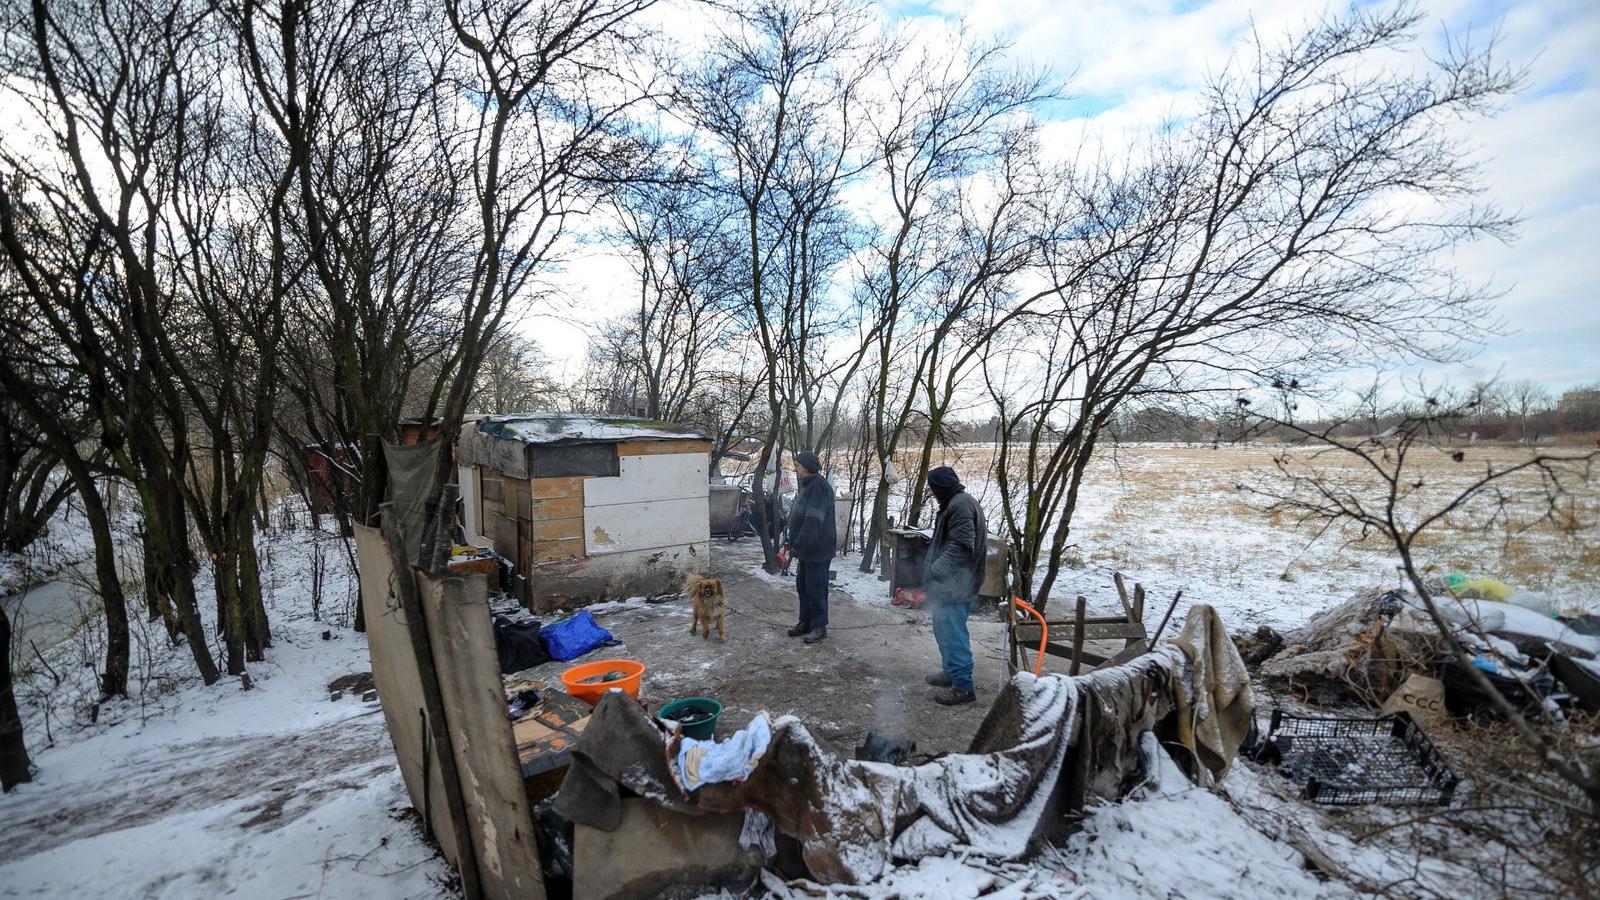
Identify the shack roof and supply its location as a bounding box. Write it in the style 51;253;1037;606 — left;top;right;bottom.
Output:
475;413;704;446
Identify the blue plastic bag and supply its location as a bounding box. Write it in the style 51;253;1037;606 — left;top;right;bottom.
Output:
540;610;618;662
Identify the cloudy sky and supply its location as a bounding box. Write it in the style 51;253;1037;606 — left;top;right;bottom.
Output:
539;0;1598;395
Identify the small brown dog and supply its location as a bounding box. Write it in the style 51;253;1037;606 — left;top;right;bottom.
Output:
685;574;727;642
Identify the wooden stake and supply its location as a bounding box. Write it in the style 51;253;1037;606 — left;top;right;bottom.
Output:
1070;596;1087;676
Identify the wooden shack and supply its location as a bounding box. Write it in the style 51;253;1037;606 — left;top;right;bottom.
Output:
458;413;712;609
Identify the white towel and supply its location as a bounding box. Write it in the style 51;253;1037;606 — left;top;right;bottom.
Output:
675;713;773;791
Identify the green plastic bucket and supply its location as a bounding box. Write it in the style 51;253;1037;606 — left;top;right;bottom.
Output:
659;696;723;740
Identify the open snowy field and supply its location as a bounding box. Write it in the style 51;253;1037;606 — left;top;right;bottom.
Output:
871;442;1600;631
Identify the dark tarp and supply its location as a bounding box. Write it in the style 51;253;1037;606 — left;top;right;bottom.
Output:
382;438;442;563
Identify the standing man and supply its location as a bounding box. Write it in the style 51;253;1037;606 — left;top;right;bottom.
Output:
923;466;987;705
784;451;836;644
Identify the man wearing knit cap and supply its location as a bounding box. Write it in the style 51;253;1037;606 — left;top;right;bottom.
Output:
923;466;987;705
784;450;836;644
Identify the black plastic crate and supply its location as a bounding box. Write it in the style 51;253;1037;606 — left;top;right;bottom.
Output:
1256;709;1459;806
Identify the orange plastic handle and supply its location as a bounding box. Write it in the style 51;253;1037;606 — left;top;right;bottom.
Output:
1013;597;1048;677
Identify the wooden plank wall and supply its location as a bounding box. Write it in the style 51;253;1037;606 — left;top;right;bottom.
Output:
529;476;584;563
419;574;546;900
353;525;461;867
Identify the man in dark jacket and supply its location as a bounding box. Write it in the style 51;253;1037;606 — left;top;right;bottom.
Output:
922;466;986;705
784;451;836;644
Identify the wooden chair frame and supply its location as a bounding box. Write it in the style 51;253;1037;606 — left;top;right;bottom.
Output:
1006;572;1150;677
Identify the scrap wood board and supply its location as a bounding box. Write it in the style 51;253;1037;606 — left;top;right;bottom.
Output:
506;677;592;777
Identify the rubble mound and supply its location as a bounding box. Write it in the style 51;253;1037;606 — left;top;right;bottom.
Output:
1258;590;1441;706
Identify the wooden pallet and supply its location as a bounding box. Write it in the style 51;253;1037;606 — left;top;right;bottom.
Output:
1007;572;1151;677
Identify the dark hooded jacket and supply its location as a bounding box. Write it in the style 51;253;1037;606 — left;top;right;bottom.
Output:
924;488;987;604
786;472;837;563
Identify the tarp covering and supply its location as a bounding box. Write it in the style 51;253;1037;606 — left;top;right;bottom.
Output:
381;438;442;562
887;672;1078;861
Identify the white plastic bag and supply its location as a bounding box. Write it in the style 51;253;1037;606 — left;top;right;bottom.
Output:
1506;590;1554;616
882;456;902;485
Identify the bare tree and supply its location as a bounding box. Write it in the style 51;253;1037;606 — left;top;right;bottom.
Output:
1502;379;1552;443
405;0;663;569
472;331;560;414
677;0;883;570
237;0;472;544
986;6;1518;608
854;30;1054;569
0;0;302;680
0;401;79;554
597;163;742;423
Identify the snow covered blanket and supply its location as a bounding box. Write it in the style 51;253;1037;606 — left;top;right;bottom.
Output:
885;672;1077;861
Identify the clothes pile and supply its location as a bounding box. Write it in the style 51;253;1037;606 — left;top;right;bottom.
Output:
492;609;620;674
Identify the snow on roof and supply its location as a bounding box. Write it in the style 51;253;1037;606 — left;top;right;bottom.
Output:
478;412;704;445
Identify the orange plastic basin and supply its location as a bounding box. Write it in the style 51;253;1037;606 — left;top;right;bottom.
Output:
560;659;646;706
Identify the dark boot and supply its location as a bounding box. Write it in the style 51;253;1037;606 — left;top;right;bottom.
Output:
787;622;811;637
803;626;828;644
934;688;976;706
924;672;952;687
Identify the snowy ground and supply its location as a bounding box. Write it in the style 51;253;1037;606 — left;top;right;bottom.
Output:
4;444;1591;898
0;518;455;900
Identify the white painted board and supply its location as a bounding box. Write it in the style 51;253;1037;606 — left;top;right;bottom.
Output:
458;465;487;546
583;453;708;508
583;496;711;555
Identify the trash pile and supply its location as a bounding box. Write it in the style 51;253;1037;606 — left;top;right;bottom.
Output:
1254;575;1599;720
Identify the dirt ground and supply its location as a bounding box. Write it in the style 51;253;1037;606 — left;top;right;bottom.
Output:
516;541;1019;756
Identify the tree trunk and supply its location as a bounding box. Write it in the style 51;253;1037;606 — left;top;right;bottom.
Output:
236;513;270;660
142;473;219;684
0;605;32;791
80;484;129;698
905;402;944;528
214;548;247;677
750;431;782;573
139;525;181;640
